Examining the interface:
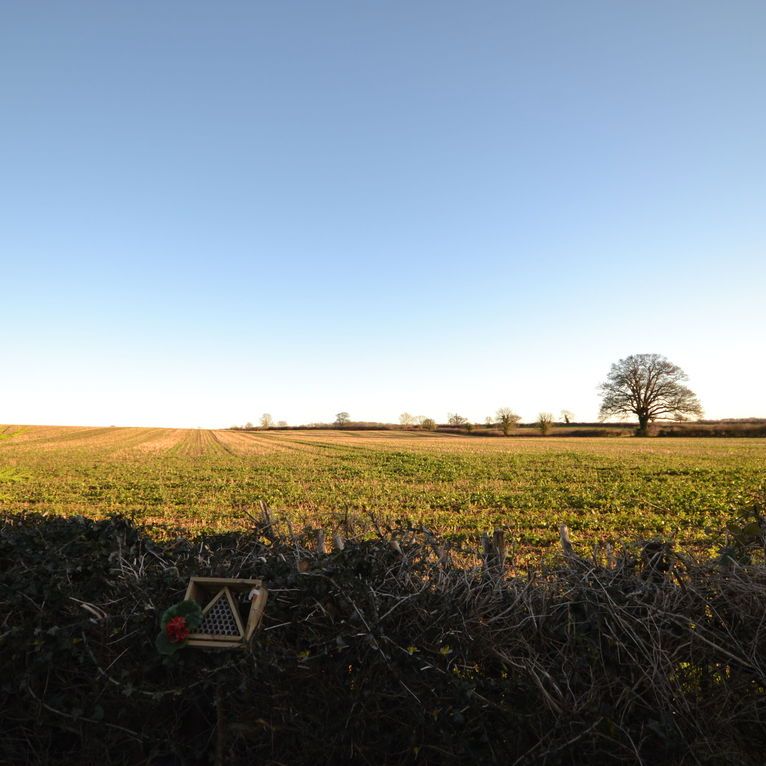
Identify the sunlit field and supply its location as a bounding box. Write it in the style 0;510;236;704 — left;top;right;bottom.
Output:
1;425;764;554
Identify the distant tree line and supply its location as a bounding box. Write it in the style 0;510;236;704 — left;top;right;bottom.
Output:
231;354;711;437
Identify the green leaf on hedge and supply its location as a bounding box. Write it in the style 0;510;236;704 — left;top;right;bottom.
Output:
155;631;179;655
174;599;203;625
160;599;202;631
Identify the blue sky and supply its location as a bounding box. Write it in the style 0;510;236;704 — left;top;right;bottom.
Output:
1;1;764;428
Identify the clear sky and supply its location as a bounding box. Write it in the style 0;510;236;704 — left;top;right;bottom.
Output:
1;1;764;428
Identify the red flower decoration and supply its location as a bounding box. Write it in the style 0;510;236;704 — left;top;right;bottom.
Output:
166;616;190;643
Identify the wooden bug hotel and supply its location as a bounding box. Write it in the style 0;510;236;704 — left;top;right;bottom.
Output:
183;576;268;649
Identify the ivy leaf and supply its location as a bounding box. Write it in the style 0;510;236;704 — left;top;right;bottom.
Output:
160;600;203;631
155;631;179;656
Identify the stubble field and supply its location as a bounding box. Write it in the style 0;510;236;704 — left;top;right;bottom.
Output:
1;424;764;555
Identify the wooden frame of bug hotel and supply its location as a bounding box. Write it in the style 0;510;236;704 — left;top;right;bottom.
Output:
183;576;268;649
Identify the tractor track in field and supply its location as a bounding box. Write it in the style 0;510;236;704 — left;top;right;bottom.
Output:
212;430;298;455
208;430;238;456
230;431;328;455
260;431;383;457
2;426;120;449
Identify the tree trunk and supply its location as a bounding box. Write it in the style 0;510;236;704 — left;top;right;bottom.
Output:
637;415;650;436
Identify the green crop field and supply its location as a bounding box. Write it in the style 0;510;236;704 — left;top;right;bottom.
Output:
1;424;764;555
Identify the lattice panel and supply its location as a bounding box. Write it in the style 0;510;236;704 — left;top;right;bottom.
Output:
200;593;241;636
184;577;267;649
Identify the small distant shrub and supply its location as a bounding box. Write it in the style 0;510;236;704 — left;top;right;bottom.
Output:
496;408;521;437
537;412;554;435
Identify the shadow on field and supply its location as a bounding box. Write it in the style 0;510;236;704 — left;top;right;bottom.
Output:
1;507;765;765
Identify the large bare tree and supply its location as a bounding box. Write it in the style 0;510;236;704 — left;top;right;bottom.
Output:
599;354;703;436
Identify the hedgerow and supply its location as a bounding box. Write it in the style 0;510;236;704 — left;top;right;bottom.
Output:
1;506;765;765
